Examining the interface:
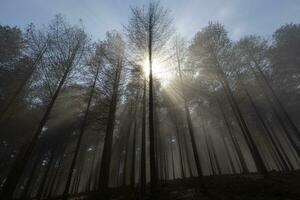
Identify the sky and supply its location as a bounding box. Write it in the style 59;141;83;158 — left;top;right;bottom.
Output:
0;0;300;41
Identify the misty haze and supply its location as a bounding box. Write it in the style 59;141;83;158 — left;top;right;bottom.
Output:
1;0;300;199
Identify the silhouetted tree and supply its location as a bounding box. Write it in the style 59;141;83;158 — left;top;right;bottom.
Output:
126;1;173;194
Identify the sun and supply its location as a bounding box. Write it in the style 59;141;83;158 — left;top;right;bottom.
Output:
142;58;174;86
142;59;161;77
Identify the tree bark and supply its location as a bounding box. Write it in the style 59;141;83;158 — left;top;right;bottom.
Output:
130;113;138;187
1;56;74;199
214;60;269;177
140;78;146;198
99;61;122;189
62;64;100;199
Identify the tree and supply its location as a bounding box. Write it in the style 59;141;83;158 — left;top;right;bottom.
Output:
126;1;173;193
173;36;204;179
0;25;22;64
62;43;103;199
1;15;89;199
235;35;299;169
189;22;269;177
270;23;300;97
98;31;125;190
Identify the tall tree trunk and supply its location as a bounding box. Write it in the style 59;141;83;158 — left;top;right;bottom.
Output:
182;128;193;177
176;52;203;179
140;78;146;198
222;135;237;174
179;75;203;178
247;51;300;142
148;21;157;194
164;152;169;180
203;122;216;175
46;150;65;198
36;148;56;200
206;125;222;175
265;120;295;170
108;106;131;187
62;64;100;200
170;138;176;179
1;57;74;199
130;117;137;188
122;93;139;187
217;98;249;173
153;87;161;183
73;160;84;194
99;61;122;189
122;116;133;186
214;59;269;177
46;137;69;198
86;144;98;192
21;149;43;199
248;65;300;157
240;79;290;172
174;123;186;178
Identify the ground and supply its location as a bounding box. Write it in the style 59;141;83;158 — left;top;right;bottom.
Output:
67;171;300;200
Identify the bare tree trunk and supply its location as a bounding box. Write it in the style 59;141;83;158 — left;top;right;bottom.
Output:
203;123;216;175
164;152;169;180
170;138;176;180
21;150;43;199
236;70;295;171
122;116;133;186
247;52;300;142
108;106;131;187
140;78;146;198
62;64;100;200
182;129;193;178
120;92;139;187
174;123;186;178
242;82;290;172
74;160;84;194
157;120;166;181
148;20;157;195
248;65;300;157
214;60;269;177
86;145;98;192
130;117;137;188
1;57;74;199
99;61;122;190
205;124;222;175
265;120;295;170
223;136;237;174
36;148;56;200
46;139;69;198
178;60;203;179
217;99;249;173
46;158;61;197
153;87;161;183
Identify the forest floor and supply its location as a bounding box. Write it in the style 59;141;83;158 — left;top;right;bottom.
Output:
69;171;300;200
